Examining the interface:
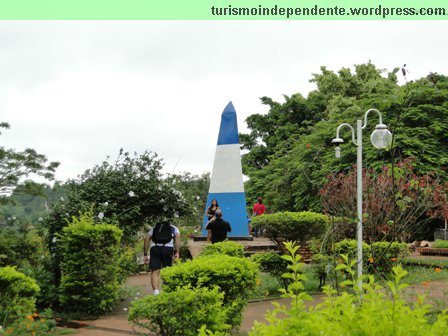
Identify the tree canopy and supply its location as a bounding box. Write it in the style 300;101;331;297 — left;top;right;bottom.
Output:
0;122;59;204
241;63;448;215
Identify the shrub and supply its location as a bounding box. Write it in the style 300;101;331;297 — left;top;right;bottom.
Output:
1;309;57;336
433;239;448;248
128;286;229;336
0;266;40;326
311;253;336;289
58;212;123;316
117;244;141;283
248;242;448;336
333;239;409;274
0;228;43;269
200;241;244;258
251;212;329;243
250;252;290;289
161;254;258;328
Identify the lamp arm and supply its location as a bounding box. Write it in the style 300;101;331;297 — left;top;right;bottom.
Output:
362;108;383;129
336;123;357;146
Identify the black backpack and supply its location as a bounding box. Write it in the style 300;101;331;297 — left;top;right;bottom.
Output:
152;223;174;245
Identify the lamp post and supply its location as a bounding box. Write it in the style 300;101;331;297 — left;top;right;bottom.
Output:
332;108;392;288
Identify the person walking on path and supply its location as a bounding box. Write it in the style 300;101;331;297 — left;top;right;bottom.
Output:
206;209;231;244
252;197;266;237
143;219;180;295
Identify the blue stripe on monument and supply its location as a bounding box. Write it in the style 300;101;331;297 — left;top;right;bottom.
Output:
217;101;239;145
202;192;250;237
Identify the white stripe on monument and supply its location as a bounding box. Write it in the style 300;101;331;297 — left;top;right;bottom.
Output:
209;144;244;193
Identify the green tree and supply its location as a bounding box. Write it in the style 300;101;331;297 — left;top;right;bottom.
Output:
168;172;209;227
0;122;59;204
48;149;190;240
241;63;448;214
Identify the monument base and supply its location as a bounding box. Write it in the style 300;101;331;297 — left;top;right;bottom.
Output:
193;235;253;242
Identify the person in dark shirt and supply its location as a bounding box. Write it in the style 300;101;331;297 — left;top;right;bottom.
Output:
206;209;231;244
205;198;220;221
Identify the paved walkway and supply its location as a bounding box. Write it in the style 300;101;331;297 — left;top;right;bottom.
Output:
70;242;448;335
71;273;448;336
71;273;325;336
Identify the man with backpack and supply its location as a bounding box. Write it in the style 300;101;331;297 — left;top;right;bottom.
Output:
143;219;181;295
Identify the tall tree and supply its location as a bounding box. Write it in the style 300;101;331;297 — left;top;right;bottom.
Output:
241;63;448;214
0;122;59;204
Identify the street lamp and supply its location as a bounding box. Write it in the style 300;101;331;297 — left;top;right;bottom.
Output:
332;108;392;288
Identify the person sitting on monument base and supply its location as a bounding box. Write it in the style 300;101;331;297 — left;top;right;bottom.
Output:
206;209;231;244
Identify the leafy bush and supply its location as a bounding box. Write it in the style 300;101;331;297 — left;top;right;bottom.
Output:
248;242;448;336
333;239;409;273
311;253;337;289
0;228;43;269
433;239;448;248
251;211;329;243
128;286;229;336
0;266;40;326
20;258;59;310
58;212;123;316
333;239;371;262
117;244;141;283
250;252;290;289
1;309;58;336
370;241;409;263
161;254;258;328
200;240;244;258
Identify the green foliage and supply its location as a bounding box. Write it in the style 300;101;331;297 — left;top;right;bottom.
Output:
334;239;408;273
333;239;371;262
250;273;283;300
168;172;210;227
58;149;190;240
199;240;244;258
0;309;59;336
116;244;141;283
249;242;448;336
311;253;336;289
0;228;43;269
433;239;448;248
128;286;229;336
161;254;258;328
251;211;329;242
0;182;66;229
241;64;448;214
0;122;59;204
0;266;40;326
58;211;123;316
250;252;290;289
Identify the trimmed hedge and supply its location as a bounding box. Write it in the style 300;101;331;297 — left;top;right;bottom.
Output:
161;254;258;328
59;212;123;316
0;266;40;326
251;211;329;242
433;239;448;248
129;287;229;336
199;240;244;258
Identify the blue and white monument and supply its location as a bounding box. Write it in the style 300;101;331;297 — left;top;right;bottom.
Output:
201;102;251;239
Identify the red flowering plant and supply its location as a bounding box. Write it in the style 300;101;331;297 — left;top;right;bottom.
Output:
319;158;446;271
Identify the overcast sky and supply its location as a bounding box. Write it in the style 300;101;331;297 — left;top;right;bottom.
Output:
1;21;447;182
